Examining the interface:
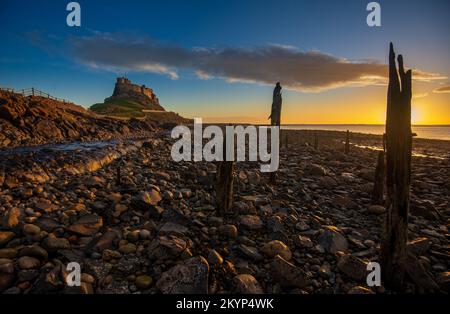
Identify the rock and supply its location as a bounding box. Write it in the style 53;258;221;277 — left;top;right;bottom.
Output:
118;243;136;255
113;203;128;217
107;192;123;203
35;198;54;212
218;224;238;239
207;249;223;267
126;230;140;243
149;205;165;219
132;189;162;210
0;231;14;246
294;235;313;248
308;164;327;176
148;235;187;261
238;244;264;262
271;255;307;288
368;205;386;215
2;207;21;229
86;176;104;187
267;216;283;233
318;226;348;254
0;273;15;292
318;263;333;279
19;245;48;260
139;229;151;240
135;275;153;289
239;215;264;230
232;274;264;294
436;272;450;290
23;223;41;236
0;258;14;273
348;286;375;294
18;256;40;270
35;217;61;232
159;222;188;236
0;248;18;258
295;220;310;231
93;229;120;252
156;256;209;294
261;240;292;260
67;214;103;236
102;249;122;261
337;254;367;281
318;176;338;189
42;236;70;252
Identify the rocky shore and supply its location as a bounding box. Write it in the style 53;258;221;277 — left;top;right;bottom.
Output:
0;129;449;294
0;90;160;148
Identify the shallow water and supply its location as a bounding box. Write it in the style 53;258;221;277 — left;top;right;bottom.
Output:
282;124;450;141
0;140;118;157
353;144;446;160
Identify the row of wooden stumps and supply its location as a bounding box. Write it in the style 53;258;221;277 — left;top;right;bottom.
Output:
378;43;437;292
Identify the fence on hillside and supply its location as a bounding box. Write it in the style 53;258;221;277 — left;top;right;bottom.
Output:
0;87;72;104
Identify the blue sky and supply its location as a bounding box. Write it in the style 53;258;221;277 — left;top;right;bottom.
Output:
0;0;449;123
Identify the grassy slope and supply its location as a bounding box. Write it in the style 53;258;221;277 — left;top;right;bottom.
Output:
90;98;147;118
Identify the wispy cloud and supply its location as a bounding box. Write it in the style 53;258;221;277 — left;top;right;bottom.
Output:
413;92;429;99
433;86;450;93
69;33;446;92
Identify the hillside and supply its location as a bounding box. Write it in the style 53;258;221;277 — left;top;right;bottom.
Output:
90;98;150;118
0;89;157;148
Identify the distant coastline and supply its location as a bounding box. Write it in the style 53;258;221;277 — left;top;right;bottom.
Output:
281;124;450;141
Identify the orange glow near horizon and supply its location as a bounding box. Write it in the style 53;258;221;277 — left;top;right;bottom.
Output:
175;86;450;125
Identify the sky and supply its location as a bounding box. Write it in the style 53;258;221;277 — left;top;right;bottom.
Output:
0;0;449;124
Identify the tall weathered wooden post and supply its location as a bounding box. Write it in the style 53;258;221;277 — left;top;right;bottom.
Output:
215;130;235;215
344;130;350;154
372;150;385;205
380;43;412;290
269;83;282;184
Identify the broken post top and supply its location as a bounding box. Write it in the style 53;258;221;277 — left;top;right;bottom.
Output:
388;43;412;102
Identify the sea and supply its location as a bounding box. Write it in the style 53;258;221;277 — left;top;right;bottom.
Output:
281;125;450;141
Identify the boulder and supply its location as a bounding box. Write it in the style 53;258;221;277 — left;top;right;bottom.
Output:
156;256;209;294
232;274;264;294
271;255;307;288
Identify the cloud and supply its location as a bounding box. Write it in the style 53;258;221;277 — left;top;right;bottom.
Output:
412;92;429;99
433;86;450;93
70;33;446;92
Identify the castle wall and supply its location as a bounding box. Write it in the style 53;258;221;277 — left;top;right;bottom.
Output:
107;77;164;111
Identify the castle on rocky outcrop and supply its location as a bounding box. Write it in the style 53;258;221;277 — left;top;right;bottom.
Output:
105;77;165;111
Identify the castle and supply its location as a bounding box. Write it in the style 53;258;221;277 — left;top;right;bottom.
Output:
105;77;165;111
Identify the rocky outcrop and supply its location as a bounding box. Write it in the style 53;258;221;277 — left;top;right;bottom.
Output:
0;90;156;148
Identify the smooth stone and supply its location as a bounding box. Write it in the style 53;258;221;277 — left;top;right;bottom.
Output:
232;274;263;294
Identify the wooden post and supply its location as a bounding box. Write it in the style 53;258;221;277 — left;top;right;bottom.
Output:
31;88;35;96
344;130;350;154
285;134;288;149
215;132;235;215
380;43;412;291
372;151;385;205
314;132;319;150
382;133;386;152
